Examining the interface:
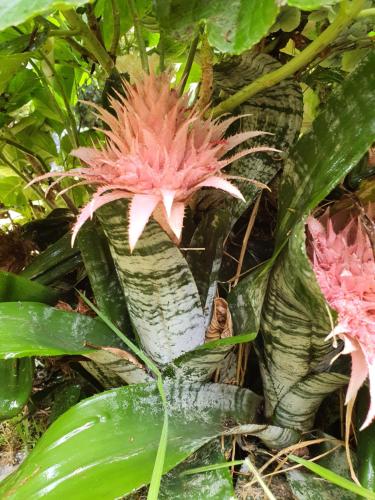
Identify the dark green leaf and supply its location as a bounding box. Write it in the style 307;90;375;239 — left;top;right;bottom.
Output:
0;359;33;420
159;440;235;499
0;271;59;305
0;381;260;498
77;220;130;332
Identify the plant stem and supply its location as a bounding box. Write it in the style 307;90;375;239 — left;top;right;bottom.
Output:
40;54;79;148
127;0;149;73
0;152;56;210
109;0;121;58
179;30;200;95
1;138;49;173
63;9;114;75
48;29;80;37
211;0;365;118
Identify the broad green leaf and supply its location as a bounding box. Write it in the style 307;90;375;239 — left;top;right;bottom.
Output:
289;455;375;499
0;302;124;358
0;53;29;94
156;0;279;54
206;0;279;54
0;0;88;31
98;203;205;365
0;381;260;499
0;271;58;305
0;359;33;420
0;176;28;208
276;49;375;251
159;440;235;499
188;51;303;309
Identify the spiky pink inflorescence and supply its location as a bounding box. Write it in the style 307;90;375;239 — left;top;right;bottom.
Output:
307;211;375;429
30;72;277;251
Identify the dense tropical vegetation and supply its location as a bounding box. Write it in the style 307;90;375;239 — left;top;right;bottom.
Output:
0;0;374;498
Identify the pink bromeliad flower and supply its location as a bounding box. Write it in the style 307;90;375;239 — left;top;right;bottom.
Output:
307;210;375;429
30;72;276;251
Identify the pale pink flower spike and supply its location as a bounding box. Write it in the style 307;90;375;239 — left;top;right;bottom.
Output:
307;211;375;429
30;72;277;251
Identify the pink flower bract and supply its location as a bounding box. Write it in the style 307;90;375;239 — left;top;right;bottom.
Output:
307;211;375;429
31;71;277;251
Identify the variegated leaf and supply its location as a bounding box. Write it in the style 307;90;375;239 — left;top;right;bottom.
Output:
188;51;303;310
98;201;205;365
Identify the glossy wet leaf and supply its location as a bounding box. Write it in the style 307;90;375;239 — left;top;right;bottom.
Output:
0;302;124;359
0;359;33;420
0;381;260;499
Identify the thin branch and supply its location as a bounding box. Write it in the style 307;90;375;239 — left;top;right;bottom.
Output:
211;0;365;118
40;54;79;148
197;35;214;111
1;138;49;173
0;151;56;210
109;0;121;58
63;9;114;75
179;30;200;95
127;0;149;73
232;194;262;287
86;3;104;47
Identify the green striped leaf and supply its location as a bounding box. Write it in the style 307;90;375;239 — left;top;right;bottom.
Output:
99;202;205;365
187;52;303;309
260;222;348;430
275;50;375;252
164;333;256;382
0;381;260;499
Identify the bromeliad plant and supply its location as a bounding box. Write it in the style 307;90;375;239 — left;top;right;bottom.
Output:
0;0;374;498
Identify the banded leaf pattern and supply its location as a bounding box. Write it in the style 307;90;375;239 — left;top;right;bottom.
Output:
260;222;348;430
98;201;205;365
188;52;303;308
